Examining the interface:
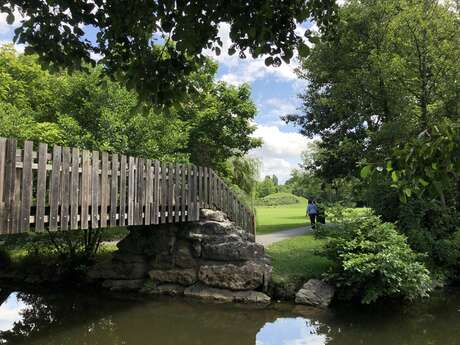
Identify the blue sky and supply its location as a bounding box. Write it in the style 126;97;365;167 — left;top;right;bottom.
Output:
205;22;314;183
0;14;314;183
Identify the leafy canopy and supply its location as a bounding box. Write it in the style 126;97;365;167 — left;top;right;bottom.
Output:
0;0;338;105
0;44;260;175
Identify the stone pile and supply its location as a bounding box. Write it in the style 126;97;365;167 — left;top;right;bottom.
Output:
88;209;272;304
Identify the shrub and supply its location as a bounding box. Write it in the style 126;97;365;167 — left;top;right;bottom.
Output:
325;203;372;223
322;212;432;304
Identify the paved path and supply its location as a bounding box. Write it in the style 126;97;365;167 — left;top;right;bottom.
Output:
256;227;311;247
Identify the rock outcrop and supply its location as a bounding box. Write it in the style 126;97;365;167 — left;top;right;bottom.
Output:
295;279;335;308
89;209;272;304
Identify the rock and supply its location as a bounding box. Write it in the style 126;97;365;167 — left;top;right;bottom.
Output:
141;283;185;296
198;261;270;291
148;268;197;286
117;225;177;255
200;209;228;222
102;279;145;291
202;240;264;261
268;280;300;301
184;284;271;304
149;252;175;270
295;279;335;308
85;208;273;305
193;221;239;236
190;239;202;258
233;290;271;304
174;241;196;268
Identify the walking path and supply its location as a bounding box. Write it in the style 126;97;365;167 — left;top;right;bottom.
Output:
256;227;311;247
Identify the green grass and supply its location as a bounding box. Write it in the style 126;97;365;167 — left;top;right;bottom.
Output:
267;233;332;285
256;199;308;235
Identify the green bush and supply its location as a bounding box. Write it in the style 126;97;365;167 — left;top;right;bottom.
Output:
256;192;304;206
325;203;372;223
322;212;432;304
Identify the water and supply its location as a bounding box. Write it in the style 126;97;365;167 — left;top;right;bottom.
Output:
0;286;459;345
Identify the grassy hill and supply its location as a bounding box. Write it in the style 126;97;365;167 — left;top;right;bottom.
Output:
256;192;307;206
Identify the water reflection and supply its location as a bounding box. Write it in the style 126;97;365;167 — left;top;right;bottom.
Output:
256;318;328;345
0;287;459;345
0;293;29;333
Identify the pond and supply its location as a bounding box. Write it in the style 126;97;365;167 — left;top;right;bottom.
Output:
0;286;459;345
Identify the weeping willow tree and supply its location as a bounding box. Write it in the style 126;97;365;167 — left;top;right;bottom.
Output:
226;156;260;211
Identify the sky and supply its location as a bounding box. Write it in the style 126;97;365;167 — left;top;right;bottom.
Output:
206;22;314;183
0;13;314;184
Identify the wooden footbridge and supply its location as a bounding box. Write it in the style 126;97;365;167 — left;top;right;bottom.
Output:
0;138;255;235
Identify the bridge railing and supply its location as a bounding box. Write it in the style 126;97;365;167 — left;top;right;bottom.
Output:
0;138;256;235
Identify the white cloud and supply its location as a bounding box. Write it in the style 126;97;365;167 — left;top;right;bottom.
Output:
0;9;24;34
256;97;299;127
250;124;312;183
204;22;300;86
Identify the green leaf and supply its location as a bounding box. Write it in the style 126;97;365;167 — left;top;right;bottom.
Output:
418;178;429;187
6;13;15;25
386;161;393;172
399;193;407;203
298;43;310;57
360;165;371;178
403;188;412;197
391;171;398;182
264;56;273;67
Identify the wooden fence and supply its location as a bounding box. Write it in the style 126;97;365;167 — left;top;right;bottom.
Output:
0;138;255;235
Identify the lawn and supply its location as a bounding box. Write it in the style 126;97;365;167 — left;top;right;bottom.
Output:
256;202;308;235
267;233;332;285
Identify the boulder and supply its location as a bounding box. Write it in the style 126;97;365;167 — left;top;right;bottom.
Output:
268;280;300;300
117;225;176;255
200;209;228;222
198;261;270;291
190;239;202;258
192;220;239;236
148;268;197;286
295;279;335;308
202;240;264;261
184;284;270;304
102;279;145;291
174;241;196;268
149;253;175;269
141;283;185;296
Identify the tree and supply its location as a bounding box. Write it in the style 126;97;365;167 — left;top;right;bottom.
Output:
286;0;460;181
225;156;260;209
183;82;261;172
0;45;260;172
287;0;460;278
256;176;278;198
0;1;338;105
